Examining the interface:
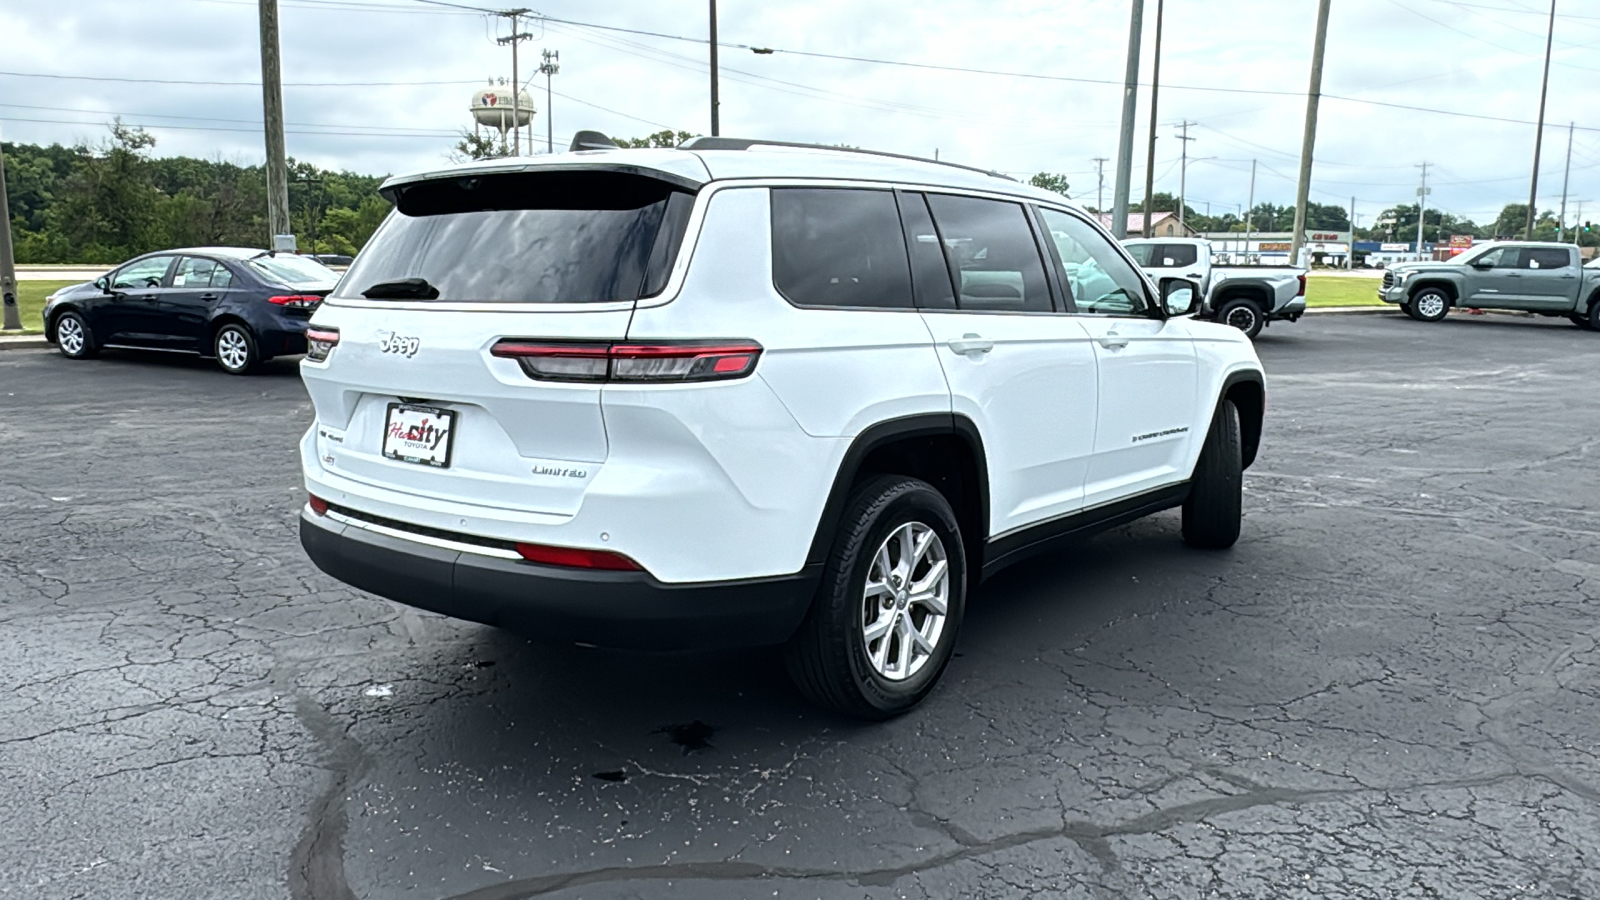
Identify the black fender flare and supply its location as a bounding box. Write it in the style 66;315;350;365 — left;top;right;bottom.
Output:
1213;370;1265;470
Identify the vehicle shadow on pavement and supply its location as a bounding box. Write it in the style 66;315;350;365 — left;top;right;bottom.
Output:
95;348;305;377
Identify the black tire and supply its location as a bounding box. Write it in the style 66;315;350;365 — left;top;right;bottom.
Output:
1409;287;1451;322
53;311;98;359
785;476;967;719
1182;399;1243;549
1573;300;1600;331
214;323;260;375
1215;297;1265;339
1400;300;1423;321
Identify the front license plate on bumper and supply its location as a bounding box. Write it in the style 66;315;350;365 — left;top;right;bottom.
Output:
383;403;456;468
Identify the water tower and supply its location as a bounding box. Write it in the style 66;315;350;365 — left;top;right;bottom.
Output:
470;82;536;155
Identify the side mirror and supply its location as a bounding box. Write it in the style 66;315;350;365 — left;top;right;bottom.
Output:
95;276;111;293
1160;278;1201;317
1470;260;1493;269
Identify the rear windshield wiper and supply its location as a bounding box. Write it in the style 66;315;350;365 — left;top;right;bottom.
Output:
361;278;440;300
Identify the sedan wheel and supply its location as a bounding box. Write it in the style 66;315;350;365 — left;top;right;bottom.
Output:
55;312;98;359
214;324;260;375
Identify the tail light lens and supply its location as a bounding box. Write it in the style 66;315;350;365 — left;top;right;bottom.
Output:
305;327;340;362
307;494;329;516
514;542;642;571
1296;274;1307;297
491;340;762;383
268;294;323;310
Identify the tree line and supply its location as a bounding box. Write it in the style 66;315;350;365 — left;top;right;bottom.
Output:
4;122;390;264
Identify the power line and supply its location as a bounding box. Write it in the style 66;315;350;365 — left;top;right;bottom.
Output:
0;101;459;134
0;70;480;87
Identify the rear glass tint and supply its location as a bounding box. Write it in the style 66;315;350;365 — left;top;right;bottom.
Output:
249;254;339;288
336;171;695;303
771;188;914;309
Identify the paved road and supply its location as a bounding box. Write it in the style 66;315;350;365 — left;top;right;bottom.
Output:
3;313;1598;899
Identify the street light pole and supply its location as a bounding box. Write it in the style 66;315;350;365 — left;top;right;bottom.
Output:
1111;0;1145;239
1525;0;1557;239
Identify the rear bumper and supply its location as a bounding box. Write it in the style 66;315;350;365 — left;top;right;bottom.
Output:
299;510;819;650
1271;297;1306;320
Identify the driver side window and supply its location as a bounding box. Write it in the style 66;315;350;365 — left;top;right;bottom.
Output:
112;256;175;290
1475;248;1518;269
1037;208;1153;316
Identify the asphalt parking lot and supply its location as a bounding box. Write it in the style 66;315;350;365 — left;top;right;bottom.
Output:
3;312;1598;899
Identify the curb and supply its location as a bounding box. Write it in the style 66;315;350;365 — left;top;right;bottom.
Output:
0;335;50;350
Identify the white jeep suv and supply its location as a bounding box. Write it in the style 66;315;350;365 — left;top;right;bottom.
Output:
298;136;1265;719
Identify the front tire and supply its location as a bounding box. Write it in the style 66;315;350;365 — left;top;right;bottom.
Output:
214;323;260;375
1183;399;1243;549
785;476;967;719
1409;288;1450;322
1215;298;1265;339
54;311;98;359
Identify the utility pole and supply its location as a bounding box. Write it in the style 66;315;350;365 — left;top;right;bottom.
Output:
1245;159;1257;263
1416;162;1431;259
1558;121;1573;242
1176;120;1197;232
1525;0;1557;239
1111;0;1145;239
539;49;560;154
1141;0;1165;239
1290;0;1332;269
495;9;533;156
709;0;720;135
0;135;19;331
1092;157;1109;213
1348;195;1356;270
257;0;292;249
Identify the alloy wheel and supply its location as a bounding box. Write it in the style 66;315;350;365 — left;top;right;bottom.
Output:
1225;305;1259;333
58;316;85;356
861;521;950;681
1416;295;1446;319
217;328;250;371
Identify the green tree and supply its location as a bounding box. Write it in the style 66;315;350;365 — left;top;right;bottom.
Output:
451;129;502;162
1028;173;1071;196
613;130;694;149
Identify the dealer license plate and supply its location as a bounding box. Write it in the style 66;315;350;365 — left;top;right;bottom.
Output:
382;403;456;468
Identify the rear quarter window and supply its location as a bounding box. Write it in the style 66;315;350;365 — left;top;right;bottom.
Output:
337;171;695;303
770;188;915;309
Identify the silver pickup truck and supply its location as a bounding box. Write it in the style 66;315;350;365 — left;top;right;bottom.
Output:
1380;242;1600;330
1123;238;1306;339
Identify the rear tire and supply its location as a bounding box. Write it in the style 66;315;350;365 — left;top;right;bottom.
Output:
1573;302;1600;331
1409;288;1450;322
54;311;98;359
1182;399;1243;550
214;323;260;375
785;476;967;720
1215;297;1265;339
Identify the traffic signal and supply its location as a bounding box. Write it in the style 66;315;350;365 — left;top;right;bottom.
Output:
1585;221;1593;234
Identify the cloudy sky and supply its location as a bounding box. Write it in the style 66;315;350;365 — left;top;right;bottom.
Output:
4;0;1600;230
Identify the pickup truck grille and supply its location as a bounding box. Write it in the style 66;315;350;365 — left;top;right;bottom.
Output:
1381;271;1396;290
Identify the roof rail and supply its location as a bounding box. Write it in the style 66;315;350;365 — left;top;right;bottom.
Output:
677;136;1016;182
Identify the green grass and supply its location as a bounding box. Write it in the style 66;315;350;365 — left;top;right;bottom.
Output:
5;280;78;334
1304;275;1386;308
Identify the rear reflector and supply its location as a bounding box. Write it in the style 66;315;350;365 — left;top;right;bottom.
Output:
308;494;329;516
491;340;761;384
305;327;340;362
514;542;643;571
1296;274;1307;297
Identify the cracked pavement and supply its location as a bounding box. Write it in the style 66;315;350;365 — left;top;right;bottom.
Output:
2;312;1598;899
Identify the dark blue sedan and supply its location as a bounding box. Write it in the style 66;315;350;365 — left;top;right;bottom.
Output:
41;247;340;375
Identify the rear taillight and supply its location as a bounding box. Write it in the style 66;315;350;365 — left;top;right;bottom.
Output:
305;327;339;362
268;294;323;310
1296;274;1307;297
514;542;642;571
491;340;762;383
307;494;329;516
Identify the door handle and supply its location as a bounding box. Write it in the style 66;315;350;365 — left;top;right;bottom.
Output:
947;334;994;355
200;293;219;301
1096;332;1130;350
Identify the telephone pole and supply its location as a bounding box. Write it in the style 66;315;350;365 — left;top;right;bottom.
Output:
1416;162;1431;259
1245;159;1257;262
1348;195;1356;270
1289;0;1331;267
1525;0;1557;239
539;49;560;154
1558;121;1573;242
1111;0;1145;239
1141;0;1165;238
1175;120;1197;231
1092;157;1109;213
257;0;292;249
495;9;533;156
1;136;20;331
709;0;720;135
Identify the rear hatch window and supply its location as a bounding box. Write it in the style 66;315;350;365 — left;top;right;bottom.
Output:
336;171;696;304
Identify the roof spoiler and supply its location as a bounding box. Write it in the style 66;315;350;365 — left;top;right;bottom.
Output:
570;130;620;152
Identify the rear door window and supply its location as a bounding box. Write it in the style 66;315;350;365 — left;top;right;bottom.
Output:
924;194;1052;313
172;257;217;288
770;188;914;309
1521;248;1572;270
1156;243;1199;267
337;171;695;304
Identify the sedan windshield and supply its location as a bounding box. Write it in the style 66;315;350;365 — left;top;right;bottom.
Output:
249;254;339;287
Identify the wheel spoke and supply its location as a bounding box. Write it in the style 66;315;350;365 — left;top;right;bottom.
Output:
863;612;893;644
870;616;893;671
864;578;893;600
910;558;947;595
909;588;947;616
907;622;936;657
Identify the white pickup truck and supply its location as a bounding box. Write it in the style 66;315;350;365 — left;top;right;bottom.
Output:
1123;238;1306;338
